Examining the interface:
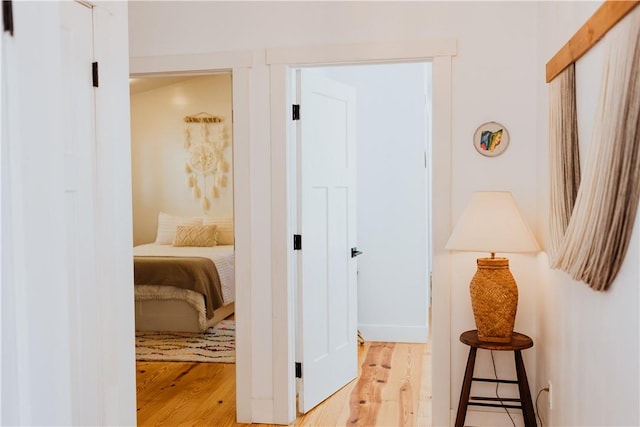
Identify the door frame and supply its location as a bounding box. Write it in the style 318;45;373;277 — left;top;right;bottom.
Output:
129;39;456;425
266;39;457;425
129;52;253;422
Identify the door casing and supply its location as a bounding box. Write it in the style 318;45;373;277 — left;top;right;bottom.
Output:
267;40;456;425
128;39;456;425
129;52;253;423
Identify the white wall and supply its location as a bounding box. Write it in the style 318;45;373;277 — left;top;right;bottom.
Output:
324;63;430;343
129;2;539;424
536;2;640;426
130;74;233;245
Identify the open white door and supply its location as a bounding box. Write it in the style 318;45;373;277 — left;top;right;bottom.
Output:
2;1;105;424
61;2;103;423
296;70;359;413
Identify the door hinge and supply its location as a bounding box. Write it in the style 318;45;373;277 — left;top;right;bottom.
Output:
293;234;302;250
292;104;300;121
3;0;14;36
92;62;99;88
295;362;302;378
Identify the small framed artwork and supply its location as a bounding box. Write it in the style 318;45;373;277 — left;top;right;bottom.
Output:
473;121;509;157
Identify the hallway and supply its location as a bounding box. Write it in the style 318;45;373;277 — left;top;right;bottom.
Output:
136;340;432;426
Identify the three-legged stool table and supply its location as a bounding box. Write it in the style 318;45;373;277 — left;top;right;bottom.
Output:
455;330;537;427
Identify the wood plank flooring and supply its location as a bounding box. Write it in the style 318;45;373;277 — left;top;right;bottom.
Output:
137;341;432;426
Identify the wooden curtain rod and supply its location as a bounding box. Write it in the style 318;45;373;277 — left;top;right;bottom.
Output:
546;0;640;83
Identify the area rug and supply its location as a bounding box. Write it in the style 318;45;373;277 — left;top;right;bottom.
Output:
135;319;235;363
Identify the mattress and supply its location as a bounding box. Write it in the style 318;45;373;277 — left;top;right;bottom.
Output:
133;243;235;304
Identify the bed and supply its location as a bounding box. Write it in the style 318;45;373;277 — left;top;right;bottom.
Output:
133;243;235;332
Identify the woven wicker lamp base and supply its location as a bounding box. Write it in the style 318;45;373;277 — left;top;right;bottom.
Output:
470;257;518;343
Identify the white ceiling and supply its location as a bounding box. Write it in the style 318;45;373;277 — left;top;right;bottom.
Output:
129;76;194;95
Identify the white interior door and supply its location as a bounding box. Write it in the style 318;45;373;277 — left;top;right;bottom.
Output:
61;2;103;423
2;1;102;424
2;1;138;424
297;69;358;413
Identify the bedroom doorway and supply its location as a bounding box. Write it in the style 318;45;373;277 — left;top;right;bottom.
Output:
129;73;239;424
293;62;433;414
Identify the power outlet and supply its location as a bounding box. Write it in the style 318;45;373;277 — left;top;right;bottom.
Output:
547;381;553;410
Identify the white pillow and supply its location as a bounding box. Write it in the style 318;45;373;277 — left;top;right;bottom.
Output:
155;212;202;245
202;216;234;245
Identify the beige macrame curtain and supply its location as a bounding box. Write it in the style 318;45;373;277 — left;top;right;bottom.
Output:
549;7;640;291
548;64;580;263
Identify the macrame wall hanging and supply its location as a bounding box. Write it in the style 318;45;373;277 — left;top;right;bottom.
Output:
183;112;230;211
548;64;580;263
547;5;640;291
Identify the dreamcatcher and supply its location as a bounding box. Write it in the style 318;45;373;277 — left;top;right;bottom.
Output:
183;112;230;211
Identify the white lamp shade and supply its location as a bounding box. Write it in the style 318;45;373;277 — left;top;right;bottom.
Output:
446;191;540;254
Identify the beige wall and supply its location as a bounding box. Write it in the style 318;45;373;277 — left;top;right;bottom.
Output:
130;74;233;245
128;2;541;424
536;2;639;426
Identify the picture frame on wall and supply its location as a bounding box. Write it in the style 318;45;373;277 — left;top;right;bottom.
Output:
473;121;509;157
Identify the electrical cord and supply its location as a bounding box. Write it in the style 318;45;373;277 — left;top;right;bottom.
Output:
535;387;550;427
490;351;516;427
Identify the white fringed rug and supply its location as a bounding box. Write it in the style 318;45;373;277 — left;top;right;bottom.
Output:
135;320;235;363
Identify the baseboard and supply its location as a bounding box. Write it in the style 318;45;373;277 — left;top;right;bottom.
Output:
358;323;428;343
450;408;525;426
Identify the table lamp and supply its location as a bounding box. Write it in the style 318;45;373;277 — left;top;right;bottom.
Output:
446;191;540;343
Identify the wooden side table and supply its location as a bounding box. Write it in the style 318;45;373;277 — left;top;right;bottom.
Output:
455;330;537;427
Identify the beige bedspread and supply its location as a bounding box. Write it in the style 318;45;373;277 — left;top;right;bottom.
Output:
133;256;224;319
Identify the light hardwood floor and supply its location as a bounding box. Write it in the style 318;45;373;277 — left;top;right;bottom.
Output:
137;341;432;426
